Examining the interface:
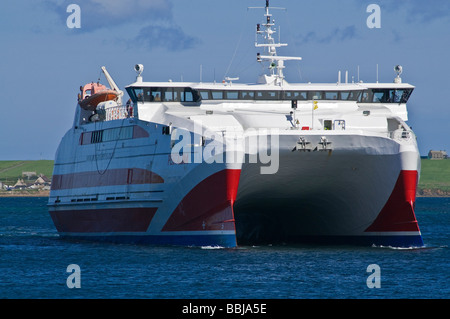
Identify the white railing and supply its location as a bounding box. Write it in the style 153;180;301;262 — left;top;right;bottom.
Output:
96;105;134;121
105;105;128;121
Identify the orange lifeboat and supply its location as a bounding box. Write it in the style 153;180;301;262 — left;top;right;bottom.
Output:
78;82;119;111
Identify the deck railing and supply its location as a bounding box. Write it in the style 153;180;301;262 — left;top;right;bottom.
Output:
96;105;134;121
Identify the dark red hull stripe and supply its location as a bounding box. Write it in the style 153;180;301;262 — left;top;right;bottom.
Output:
51;168;164;190
163;169;241;232
49;207;157;233
365;170;420;232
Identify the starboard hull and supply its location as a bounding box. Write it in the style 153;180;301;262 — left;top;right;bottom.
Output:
234;132;423;247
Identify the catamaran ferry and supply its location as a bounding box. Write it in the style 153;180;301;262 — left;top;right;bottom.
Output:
48;1;423;247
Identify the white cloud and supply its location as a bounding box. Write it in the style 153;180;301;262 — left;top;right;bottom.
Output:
135;24;201;51
295;25;357;45
88;0;172;20
44;0;200;51
46;0;173;31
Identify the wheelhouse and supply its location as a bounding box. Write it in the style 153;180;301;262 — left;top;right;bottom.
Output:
125;83;413;105
126;85;367;103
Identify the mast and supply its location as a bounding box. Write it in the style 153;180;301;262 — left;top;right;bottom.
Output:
254;0;302;86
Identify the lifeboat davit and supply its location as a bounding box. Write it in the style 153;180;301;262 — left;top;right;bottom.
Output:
78;82;119;111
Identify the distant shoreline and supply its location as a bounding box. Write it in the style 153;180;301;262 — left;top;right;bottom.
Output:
0;190;50;197
2;159;449;198
1;189;449;198
416;189;450;197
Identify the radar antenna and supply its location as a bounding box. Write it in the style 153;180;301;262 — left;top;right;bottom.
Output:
394;65;403;83
253;0;302;86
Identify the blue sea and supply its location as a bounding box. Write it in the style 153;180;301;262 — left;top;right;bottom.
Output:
0;197;448;300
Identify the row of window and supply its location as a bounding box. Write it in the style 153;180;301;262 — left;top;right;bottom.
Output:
360;88;413;104
198;90;361;101
126;87;413;104
127;87;201;103
81;126;134;145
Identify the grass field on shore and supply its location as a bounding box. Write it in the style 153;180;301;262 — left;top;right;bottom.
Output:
0;159;449;196
418;159;450;195
0;160;54;185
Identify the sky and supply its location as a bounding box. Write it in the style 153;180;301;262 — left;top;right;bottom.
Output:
0;0;449;160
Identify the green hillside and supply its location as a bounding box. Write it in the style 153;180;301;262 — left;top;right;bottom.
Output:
418;159;450;195
0;160;54;184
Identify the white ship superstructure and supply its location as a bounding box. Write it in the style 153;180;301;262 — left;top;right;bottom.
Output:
48;1;423;247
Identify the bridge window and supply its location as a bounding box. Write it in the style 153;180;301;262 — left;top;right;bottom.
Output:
184;89;194;102
360;91;370;102
211;91;223;100
145;88;162;102
164;90;176;102
284;91;307;100
256;91;279;100
340;91;360;101
340;91;350;100
199;90;209;100
370;88;413;103
395;89;413;103
308;91;323;100
226;91;239;99
324;91;338;100
132;88;143;102
127;87;200;103
241;91;255;100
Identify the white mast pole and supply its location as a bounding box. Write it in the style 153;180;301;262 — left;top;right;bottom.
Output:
254;0;302;86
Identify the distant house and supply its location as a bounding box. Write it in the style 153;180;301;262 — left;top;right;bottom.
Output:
428;150;448;160
0;181;13;190
32;174;51;189
14;178;28;189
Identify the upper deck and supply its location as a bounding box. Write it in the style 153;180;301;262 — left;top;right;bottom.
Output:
125;80;414;105
76;0;415;128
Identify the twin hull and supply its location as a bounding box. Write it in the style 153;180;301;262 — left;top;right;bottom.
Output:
48;118;423;247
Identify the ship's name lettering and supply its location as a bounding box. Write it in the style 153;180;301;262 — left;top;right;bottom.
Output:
87;153;114;161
